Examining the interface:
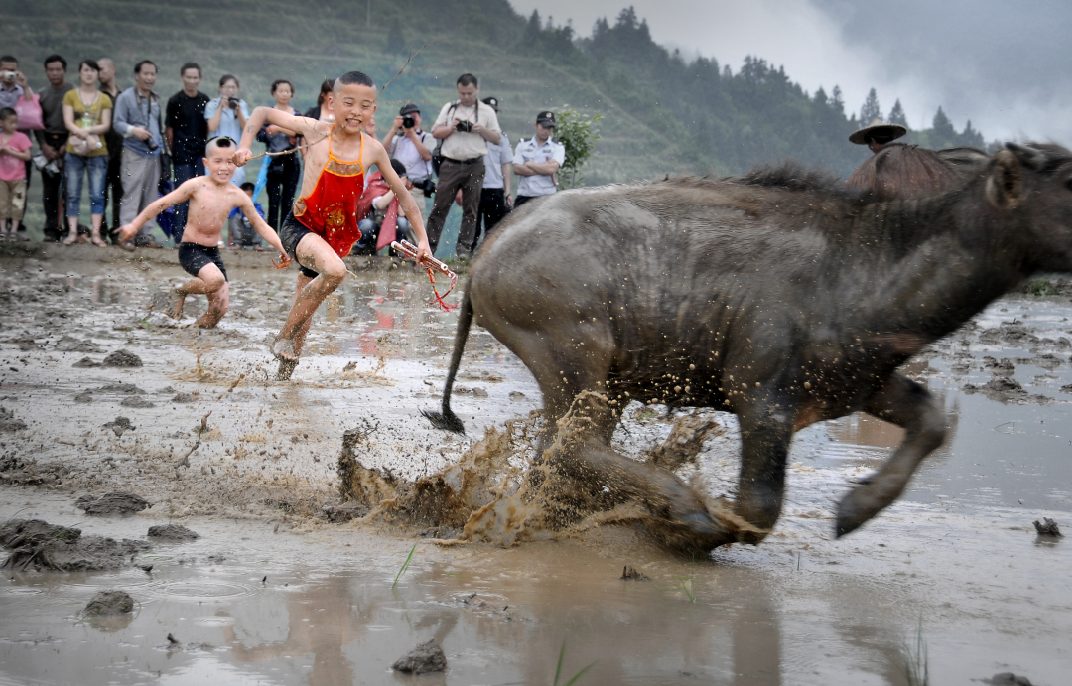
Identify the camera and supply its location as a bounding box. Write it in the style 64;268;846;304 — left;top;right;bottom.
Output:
146;138;159;152
415;177;436;198
455;120;473;133
2;71;16;80
402;114;415;129
227;96;240;110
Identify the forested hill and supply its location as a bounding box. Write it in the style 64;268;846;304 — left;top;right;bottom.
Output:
7;0;987;184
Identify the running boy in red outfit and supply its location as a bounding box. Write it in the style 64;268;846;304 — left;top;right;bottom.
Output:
234;71;431;379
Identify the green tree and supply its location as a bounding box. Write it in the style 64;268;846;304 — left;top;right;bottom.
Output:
887;99;908;127
555;105;603;188
932;106;956;141
860;87;881;123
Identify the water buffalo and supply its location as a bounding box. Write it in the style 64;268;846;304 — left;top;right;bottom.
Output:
426;143;1072;552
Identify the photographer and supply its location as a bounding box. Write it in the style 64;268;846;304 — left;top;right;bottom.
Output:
427;73;500;258
112;60;164;248
0;56;36;240
381;102;433;195
204;74;249;185
353;158;420;255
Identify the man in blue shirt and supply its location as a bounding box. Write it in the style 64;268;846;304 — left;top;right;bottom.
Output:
512;111;565;207
113;60;164;248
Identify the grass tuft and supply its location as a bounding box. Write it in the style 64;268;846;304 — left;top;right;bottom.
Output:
553;640;596;686
392;543;417;589
902;616;929;686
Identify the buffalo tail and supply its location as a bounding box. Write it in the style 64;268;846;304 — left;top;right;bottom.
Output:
421;285;472;433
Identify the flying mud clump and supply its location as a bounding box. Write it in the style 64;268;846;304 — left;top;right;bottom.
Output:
337;393;756;551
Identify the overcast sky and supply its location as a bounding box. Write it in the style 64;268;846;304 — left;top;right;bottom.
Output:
508;0;1072;145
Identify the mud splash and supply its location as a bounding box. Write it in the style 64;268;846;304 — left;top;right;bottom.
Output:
339;392;755;552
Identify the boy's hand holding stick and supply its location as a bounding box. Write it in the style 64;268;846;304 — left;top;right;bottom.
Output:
391;240;458;311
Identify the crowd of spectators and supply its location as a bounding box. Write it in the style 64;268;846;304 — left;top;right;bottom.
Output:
0;56;566;258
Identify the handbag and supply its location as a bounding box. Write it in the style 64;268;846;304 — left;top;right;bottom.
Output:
13;93;44;131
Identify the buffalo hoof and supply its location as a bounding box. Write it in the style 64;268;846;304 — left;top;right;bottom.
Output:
835;484;887;537
652;507;738;555
422;408;466;433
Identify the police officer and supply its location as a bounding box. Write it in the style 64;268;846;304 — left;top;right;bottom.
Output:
470;96;512;251
512;111;565;207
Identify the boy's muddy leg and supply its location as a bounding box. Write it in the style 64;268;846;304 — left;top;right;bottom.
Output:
275;273;313;380
196;281;230;329
272;236;346;362
173;263;227;323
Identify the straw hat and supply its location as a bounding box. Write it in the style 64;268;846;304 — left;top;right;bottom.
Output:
849;118;907;145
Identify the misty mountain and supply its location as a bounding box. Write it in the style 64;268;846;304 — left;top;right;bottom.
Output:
4;0;987;182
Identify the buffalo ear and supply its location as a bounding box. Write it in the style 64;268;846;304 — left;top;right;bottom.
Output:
986;149;1022;209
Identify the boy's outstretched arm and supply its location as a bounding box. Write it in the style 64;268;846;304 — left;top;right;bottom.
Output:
233;107;322;167
239;195;290;265
369;140;432;262
118;182;197;243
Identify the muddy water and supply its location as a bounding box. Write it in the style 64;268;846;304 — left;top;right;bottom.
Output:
1;248;1071;684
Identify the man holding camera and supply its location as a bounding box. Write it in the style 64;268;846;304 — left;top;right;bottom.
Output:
113;60;164;248
0;56;35;240
512;110;564;208
382;102;433;196
428;73;500;259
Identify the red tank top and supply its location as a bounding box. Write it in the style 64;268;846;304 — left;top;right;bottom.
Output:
293;130;366;258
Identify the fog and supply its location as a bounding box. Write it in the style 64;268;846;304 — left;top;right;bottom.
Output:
509;0;1072;145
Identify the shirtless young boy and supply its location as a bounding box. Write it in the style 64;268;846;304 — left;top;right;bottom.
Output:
119;137;289;328
233;71;432;379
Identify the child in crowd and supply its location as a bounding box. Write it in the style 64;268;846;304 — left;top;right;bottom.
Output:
233;70;431;379
0;108;32;241
227;181;266;250
119;137;288;328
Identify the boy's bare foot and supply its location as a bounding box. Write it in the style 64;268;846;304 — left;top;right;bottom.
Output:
62;233;78;246
90;233;107;247
276;357;298;381
168;289;188;320
270;336;297;362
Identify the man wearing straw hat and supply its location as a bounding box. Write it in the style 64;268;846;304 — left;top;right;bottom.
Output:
848;117;907;155
846;117;970;201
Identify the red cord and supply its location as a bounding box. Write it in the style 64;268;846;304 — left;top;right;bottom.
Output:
427;268;458;311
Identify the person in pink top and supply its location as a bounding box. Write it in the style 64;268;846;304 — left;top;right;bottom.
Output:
0;107;32;241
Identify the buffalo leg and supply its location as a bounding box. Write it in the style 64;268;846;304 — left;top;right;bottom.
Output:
492;325;731;551
836;373;946;537
549;435;738;553
735;395;795;543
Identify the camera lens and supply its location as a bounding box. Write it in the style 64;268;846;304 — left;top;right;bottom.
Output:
402;115;415;129
146;138;158;152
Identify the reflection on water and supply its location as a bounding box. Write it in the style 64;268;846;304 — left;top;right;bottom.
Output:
6;528;997;686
